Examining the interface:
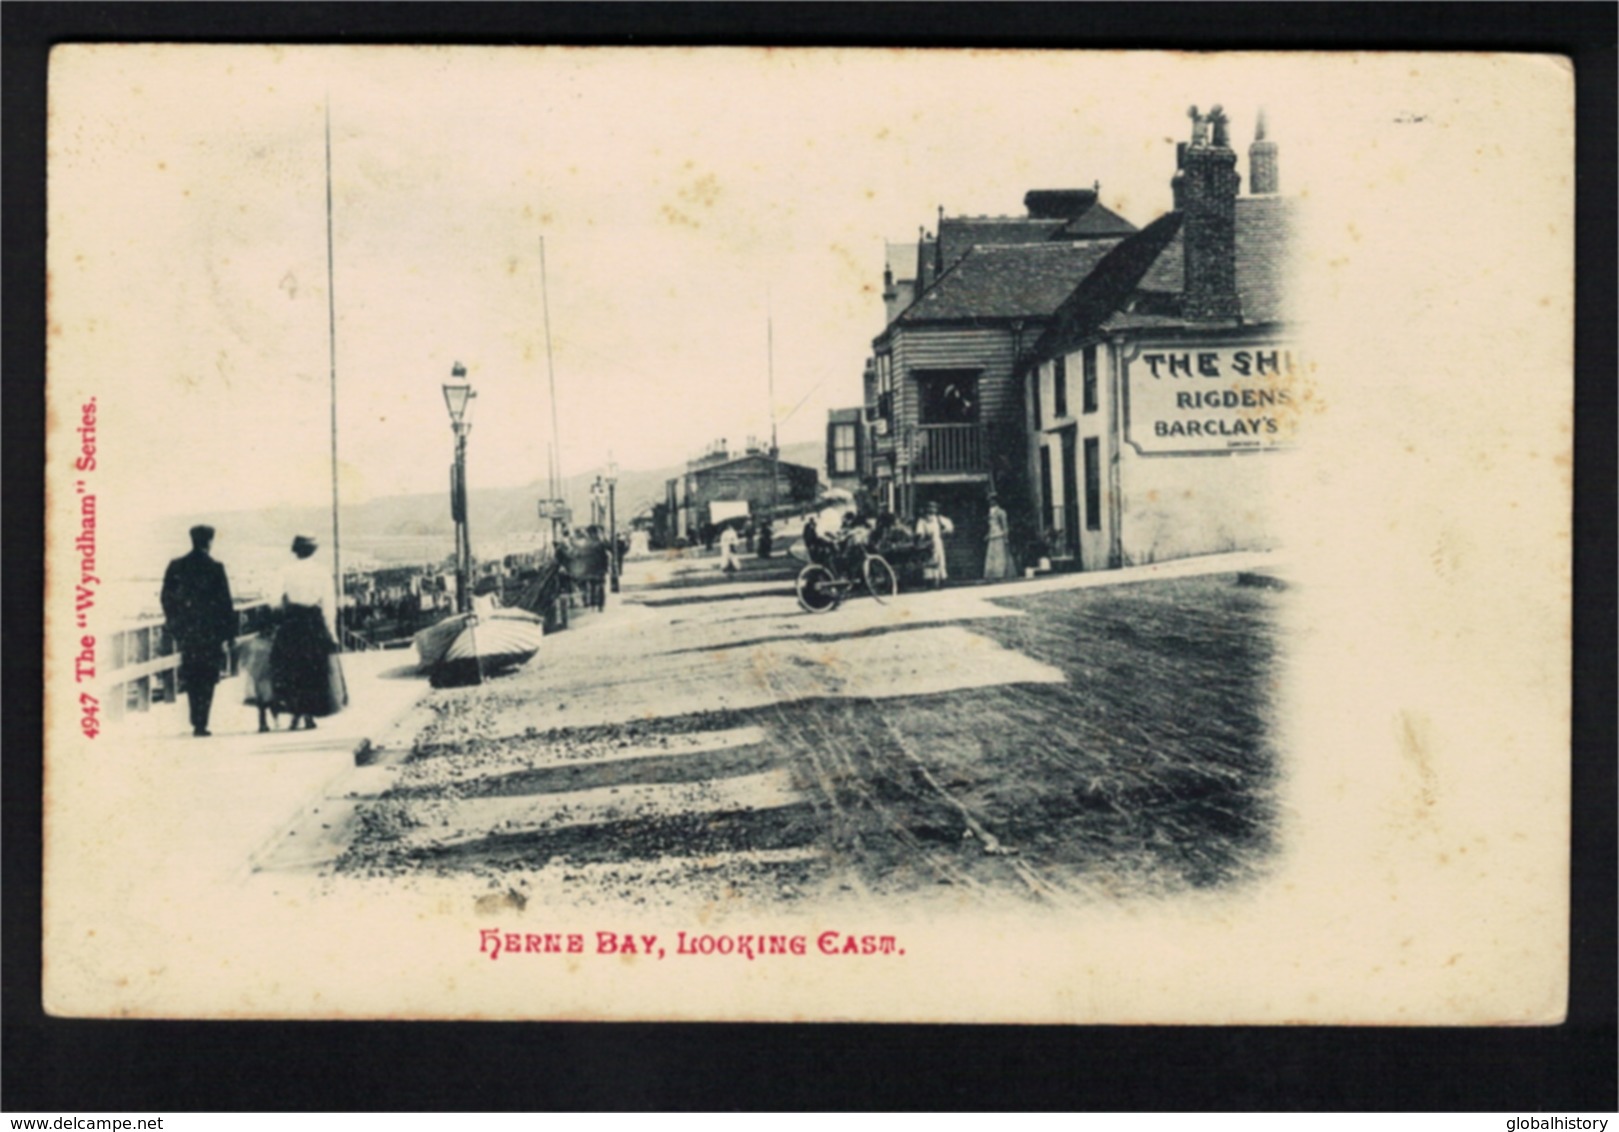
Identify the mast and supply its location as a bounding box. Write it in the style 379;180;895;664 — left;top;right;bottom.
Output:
324;98;343;651
539;236;564;533
768;288;778;512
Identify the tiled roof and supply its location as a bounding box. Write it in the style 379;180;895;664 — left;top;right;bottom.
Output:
936;217;1067;269
1031;196;1297;356
896;239;1128;325
929;199;1141;280
1029;213;1185;355
1055;201;1140;239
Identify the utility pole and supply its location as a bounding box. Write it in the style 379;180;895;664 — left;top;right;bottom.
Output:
324;97;343;651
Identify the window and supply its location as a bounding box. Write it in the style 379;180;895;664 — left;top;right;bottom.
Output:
876;354;895;421
917;371;979;424
832;423;858;474
1053;356;1068;418
1030;367;1043;430
1084;437;1101;530
1083;345;1098;414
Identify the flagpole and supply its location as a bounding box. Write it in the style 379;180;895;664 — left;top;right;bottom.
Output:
325;98;343;651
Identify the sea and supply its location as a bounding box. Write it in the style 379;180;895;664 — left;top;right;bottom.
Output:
100;533;460;629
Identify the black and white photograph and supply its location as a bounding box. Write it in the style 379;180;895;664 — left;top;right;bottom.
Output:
41;45;1573;1024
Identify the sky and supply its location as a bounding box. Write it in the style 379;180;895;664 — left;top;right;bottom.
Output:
50;46;1330;521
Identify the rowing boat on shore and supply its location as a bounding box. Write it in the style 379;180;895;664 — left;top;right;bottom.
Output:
414;607;546;687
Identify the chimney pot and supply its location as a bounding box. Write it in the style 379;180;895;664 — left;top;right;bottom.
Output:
1248;108;1279;195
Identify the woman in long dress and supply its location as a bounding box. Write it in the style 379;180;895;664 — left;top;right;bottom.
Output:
916;502;954;589
271;534;343;730
983;493;1015;580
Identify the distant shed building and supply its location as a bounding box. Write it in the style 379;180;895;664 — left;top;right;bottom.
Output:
663;439;819;545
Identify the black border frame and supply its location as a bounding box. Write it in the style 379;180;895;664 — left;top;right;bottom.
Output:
5;3;1613;1112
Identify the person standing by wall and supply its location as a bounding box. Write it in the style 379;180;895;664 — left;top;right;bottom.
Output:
983;492;1015;581
916;502;955;589
160;524;237;737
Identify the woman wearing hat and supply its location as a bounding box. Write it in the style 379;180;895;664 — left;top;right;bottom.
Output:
915;501;954;589
270;535;345;730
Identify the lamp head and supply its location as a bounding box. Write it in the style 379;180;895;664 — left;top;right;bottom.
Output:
442;362;475;426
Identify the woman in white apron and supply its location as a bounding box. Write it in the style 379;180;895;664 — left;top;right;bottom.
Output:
916;502;954;589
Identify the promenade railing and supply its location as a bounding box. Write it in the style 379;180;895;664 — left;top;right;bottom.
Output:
104;601;277;722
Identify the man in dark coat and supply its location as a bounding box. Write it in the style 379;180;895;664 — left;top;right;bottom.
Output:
161;524;236;737
582;526;610;611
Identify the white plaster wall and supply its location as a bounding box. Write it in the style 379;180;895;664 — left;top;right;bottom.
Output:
1117;445;1293;565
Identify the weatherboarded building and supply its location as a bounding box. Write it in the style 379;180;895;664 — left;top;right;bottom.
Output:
1020;107;1299;571
863;189;1136;580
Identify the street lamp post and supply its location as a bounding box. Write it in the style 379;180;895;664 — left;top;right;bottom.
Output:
588;475;606;611
605;458;619;594
443;362;477;614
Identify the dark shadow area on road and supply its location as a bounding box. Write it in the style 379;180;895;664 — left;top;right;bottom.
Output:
339;800;828;886
629;586;796;608
407;707;759;762
650;618;967;661
384;740;788;800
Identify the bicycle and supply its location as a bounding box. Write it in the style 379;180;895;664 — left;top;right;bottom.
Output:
795;534;898;613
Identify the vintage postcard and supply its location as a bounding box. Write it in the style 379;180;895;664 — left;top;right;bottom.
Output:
43;47;1572;1022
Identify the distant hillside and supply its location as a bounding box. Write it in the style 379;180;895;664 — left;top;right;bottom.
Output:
171;439;826;558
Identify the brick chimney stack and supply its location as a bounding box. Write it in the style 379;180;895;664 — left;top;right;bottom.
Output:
1176;104;1242;323
1249;108;1279;195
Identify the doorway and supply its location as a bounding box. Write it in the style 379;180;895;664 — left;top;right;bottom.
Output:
1059;427;1082;567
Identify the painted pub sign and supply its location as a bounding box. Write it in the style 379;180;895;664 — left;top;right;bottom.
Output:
1123;341;1307;456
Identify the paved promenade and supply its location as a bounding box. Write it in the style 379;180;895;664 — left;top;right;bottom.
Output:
101;647;439;886
99;549;1281;886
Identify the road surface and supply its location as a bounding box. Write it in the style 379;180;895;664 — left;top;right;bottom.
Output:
263;553;1288;913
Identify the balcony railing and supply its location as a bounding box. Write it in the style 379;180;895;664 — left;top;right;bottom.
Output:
909;423;985;474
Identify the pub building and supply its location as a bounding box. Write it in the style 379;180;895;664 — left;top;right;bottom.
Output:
1019;106;1299;571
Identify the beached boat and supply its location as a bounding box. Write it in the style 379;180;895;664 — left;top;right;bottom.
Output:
417;607;546;687
413;611;469;671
